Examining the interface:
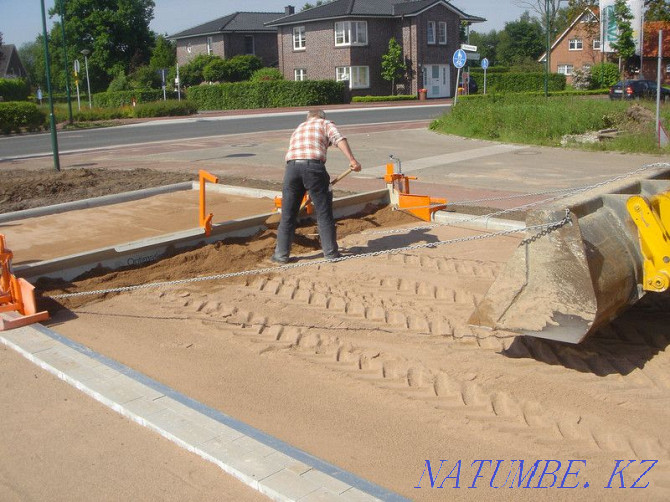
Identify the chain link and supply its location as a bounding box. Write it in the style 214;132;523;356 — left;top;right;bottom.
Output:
46;161;670;300
48;217;568;300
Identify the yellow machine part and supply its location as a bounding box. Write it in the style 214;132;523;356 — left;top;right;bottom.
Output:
626;191;670;292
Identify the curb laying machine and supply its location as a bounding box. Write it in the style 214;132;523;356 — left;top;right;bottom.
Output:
469;165;670;344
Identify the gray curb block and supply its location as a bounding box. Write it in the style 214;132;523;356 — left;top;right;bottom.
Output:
433;210;525;232
1;324;409;502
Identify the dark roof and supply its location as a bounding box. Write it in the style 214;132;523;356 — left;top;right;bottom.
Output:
266;0;485;27
168;12;283;39
0;44;27;79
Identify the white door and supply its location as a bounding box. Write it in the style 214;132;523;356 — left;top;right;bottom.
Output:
423;64;450;98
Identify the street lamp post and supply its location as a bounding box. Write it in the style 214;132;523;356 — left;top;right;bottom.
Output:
58;0;73;124
81;49;92;109
545;0;550;97
40;0;60;171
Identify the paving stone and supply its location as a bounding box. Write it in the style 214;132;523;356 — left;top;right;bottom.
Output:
261;468;321;500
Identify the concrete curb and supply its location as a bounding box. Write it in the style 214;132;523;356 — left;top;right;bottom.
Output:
1;324;409;502
0;182;194;224
433;210;525;232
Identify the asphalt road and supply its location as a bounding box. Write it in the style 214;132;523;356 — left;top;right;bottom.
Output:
0;104;449;160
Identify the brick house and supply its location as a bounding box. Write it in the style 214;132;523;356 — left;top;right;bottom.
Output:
538;8;602;84
0;44;27;79
266;0;485;98
168;11;284;67
540;9;670;86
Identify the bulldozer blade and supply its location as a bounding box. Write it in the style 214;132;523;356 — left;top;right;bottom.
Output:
469;168;670;344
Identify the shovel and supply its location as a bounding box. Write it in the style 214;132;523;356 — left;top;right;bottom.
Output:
266;167;354;228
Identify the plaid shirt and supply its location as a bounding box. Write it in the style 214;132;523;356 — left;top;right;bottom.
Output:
285;118;345;163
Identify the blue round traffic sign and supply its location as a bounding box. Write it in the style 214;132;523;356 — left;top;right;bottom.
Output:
481;58;489;70
452;49;467;69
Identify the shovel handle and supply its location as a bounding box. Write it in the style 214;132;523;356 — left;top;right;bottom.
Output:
300;167;354;210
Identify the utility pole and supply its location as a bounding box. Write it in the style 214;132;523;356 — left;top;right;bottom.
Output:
58;0;73;124
40;0;60;171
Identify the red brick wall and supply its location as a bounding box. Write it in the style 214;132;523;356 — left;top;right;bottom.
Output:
176;33;278;67
550;21;602;83
277;4;464;97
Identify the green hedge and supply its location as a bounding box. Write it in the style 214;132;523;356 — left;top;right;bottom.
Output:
467;72;566;93
186;80;348;110
0;79;31;102
469;66;510;75
132;100;198;118
0;102;46;134
352;94;416;102
92;89;166;108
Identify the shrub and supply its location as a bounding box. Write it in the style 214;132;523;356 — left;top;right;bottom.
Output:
590;62;620;89
187;80;347;110
250;68;284;82
131;100;197;118
0;102;46;134
352;95;416;102
571;67;592;90
180;54;220;86
107;71;131;92
203;59;229;82
92;89;166;107
223;55;263;82
472;72;566;93
0;78;31;102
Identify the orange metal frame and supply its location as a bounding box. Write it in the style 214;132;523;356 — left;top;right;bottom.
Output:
385;162;447;222
199;170;219;236
0;234;49;331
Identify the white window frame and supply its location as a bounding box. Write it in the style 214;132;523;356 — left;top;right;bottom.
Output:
666;63;670;74
294;68;307;81
592;39;601;50
438;21;447;45
207;36;213;55
569;38;583;51
334;21;367;47
557;64;574;76
336;66;369;89
293;26;306;50
427;21;436;45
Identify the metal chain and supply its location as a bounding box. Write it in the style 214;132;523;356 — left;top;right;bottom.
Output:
369;162;670;236
48;217;568;300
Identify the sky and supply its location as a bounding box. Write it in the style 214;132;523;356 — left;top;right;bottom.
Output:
0;0;527;49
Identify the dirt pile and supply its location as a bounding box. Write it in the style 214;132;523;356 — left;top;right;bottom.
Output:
38;204;422;311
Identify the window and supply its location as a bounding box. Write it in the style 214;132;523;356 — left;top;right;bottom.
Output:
427;21;436;45
244;36;254;55
334;21;367;46
294;68;307;81
438;22;447;45
336;66;369;89
593;39;601;50
293;26;306;50
557;64;573;75
569;38;583;50
207;36;213;55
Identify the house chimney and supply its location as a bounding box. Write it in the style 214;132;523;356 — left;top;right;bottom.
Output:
285;5;295;15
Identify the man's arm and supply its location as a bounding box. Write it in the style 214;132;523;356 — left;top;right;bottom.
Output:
336;139;361;171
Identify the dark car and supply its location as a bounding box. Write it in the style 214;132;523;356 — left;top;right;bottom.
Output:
609;79;670;101
468;75;478;94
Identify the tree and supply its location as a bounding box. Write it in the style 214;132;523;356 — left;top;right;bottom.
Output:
496;13;545;66
301;1;330;11
611;0;636;75
469;30;500;65
47;0;156;92
645;0;670;21
0;32;3;65
381;37;406;95
19;39;46;88
150;35;176;71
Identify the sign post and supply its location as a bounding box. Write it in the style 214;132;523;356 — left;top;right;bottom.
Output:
74;59;81;111
481;57;489;95
452;49;467;105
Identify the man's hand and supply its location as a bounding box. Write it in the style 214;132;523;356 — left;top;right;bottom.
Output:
349;160;362;172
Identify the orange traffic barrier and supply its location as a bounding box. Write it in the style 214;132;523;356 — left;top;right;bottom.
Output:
0;234;49;331
199;170;219;236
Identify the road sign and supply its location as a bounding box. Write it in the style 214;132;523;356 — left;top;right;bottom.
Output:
461;44;478;52
466;52;480;61
481;58;489;69
74;59;80;73
452;49;467;69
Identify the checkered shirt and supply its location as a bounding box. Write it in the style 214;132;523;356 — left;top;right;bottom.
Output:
285;118;345;163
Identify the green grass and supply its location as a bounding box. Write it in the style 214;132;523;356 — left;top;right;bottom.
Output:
429;94;670;154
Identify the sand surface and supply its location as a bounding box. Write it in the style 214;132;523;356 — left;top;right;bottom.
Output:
39;207;670;501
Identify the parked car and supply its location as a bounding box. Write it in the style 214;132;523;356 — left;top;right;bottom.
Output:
468;76;478;94
609;79;670;101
